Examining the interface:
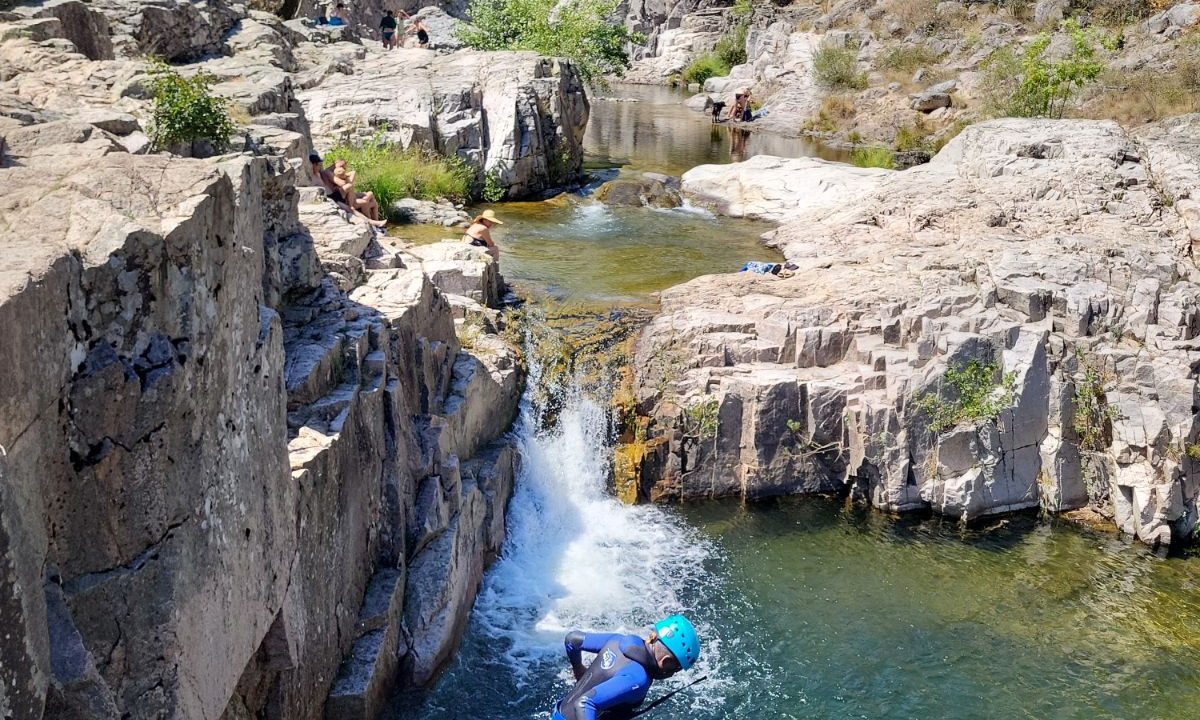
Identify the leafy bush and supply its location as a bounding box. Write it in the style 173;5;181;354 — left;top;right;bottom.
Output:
325;139;474;213
812;44;867;90
894;118;935;151
683;397;720;440
482;168;507;202
980;19;1110;119
914;360;1017;434
683;53;731;86
148;61;236;154
851;146;895;168
875;45;942;73
457;0;640;83
714;22;748;68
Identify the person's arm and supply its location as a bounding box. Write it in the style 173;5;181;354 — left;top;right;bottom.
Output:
564;632;617;679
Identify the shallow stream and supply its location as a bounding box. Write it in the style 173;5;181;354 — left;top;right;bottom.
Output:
397;86;1200;720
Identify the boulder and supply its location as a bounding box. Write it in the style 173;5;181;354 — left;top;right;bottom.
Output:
681;155;891;222
1033;0;1068;25
297;49;589;199
594;174;682;209
391;198;470;227
633;118;1200;546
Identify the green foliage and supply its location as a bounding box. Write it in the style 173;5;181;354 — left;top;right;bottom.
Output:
683;397;720;440
1187;442;1200;461
980;19;1108;119
731;0;754;16
851;146;895;169
915;360;1017;434
714;22;748;68
457;0;640;83
1072;351;1117;452
875;45;942;73
683;53;731;86
894;118;937;151
326;138;474;213
786;418;804;435
482;168;507;202
147;61;236;153
812;44;867;90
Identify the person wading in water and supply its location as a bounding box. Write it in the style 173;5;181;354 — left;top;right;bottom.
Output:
551;615;701;720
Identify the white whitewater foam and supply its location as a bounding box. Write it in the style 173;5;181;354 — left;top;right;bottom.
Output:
471;359;716;688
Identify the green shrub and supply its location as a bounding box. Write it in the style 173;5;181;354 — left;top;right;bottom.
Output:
894;118;936;151
812;44;867;90
875;45;942;73
457;0;641;83
683;53;731;86
147;61;236;154
914;359;1017;434
325;139;474;214
482;168;507;202
980;19;1109;119
683;397;720;440
851;146;895;169
714;22;748;68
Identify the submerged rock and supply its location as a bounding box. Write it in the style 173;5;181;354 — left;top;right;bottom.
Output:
594;174;683;208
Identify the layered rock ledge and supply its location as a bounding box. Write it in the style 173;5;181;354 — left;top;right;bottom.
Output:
631;117;1200;548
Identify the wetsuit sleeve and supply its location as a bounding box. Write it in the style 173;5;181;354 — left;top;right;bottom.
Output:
568;664;651;720
564;632;617;668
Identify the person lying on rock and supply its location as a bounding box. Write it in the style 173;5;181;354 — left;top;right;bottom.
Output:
551;615;701;720
463;209;502;261
309;153;387;228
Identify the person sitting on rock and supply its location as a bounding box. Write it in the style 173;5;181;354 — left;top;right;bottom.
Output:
328;2;348;25
551;615;701;720
407;17;430;48
309;153;387;228
380;10;398;49
331;158;387;226
463;209;502;261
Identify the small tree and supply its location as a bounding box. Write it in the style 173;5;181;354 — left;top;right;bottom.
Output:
981;19;1110;119
457;0;641;83
147;61;236;154
812;44;867;90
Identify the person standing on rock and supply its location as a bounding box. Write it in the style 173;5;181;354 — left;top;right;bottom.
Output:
551;615;701;720
407;17;430;48
380;10;398;49
463;209;503;261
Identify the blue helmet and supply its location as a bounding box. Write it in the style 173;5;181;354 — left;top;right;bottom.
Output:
654;614;700;670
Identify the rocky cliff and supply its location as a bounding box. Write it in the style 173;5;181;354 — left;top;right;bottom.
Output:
0;1;551;718
628;117;1200;548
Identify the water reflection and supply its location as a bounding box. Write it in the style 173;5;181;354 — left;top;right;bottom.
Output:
585;84;845;176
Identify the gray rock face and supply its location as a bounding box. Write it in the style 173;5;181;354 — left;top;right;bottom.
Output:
297;47;590;199
634;118;1200;547
0;8;527;720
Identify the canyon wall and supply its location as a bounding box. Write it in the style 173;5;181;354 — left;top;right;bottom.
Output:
0;1;561;717
629;117;1200;548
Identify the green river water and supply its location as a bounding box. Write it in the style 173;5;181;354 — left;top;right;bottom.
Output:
396;86;1200;720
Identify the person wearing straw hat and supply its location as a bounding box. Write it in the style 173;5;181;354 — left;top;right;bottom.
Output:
463;209;503;261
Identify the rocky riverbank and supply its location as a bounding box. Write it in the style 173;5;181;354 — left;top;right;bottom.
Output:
0;0;588;717
626;117;1200;548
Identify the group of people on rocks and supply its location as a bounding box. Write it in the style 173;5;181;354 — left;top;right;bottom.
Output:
311;3;430;48
378;9;429;49
308;152;503;260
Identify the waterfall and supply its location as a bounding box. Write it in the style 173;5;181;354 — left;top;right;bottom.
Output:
404;322;737;719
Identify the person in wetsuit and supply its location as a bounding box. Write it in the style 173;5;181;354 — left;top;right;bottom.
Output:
552;615;701;720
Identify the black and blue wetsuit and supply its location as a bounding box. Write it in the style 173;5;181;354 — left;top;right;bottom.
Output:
552;632;659;720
